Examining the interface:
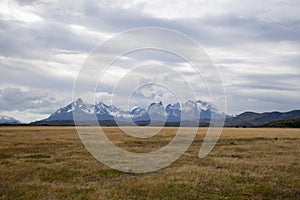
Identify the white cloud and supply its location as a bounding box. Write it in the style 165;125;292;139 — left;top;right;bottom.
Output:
0;0;43;23
131;0;300;21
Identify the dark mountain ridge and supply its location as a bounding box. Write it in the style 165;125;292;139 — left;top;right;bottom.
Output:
225;110;300;127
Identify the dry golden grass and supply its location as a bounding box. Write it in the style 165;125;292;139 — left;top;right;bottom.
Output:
0;126;299;199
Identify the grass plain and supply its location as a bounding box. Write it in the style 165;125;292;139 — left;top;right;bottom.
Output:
0;126;299;199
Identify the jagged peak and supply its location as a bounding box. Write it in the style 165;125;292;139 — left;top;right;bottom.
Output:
42;98;224;123
74;98;84;104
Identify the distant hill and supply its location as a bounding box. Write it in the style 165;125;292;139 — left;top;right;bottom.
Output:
263;118;300;128
225;110;300;127
0;115;22;125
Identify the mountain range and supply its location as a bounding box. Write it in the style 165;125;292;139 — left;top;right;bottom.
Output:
0;115;21;125
29;98;300;127
32;98;227;126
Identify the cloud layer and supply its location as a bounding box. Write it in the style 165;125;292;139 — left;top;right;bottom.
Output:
0;0;299;122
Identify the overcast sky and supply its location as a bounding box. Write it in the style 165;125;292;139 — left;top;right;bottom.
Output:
0;0;299;123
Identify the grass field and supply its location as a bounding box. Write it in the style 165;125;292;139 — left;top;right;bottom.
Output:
0;126;299;199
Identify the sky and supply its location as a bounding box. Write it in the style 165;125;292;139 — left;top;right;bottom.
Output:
0;0;299;123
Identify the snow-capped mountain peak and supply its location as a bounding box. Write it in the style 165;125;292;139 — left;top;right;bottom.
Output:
41;98;227;123
130;107;147;116
0;115;22;124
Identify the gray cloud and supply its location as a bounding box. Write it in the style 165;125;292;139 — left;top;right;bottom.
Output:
0;58;75;92
0;0;299;122
0;87;61;113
